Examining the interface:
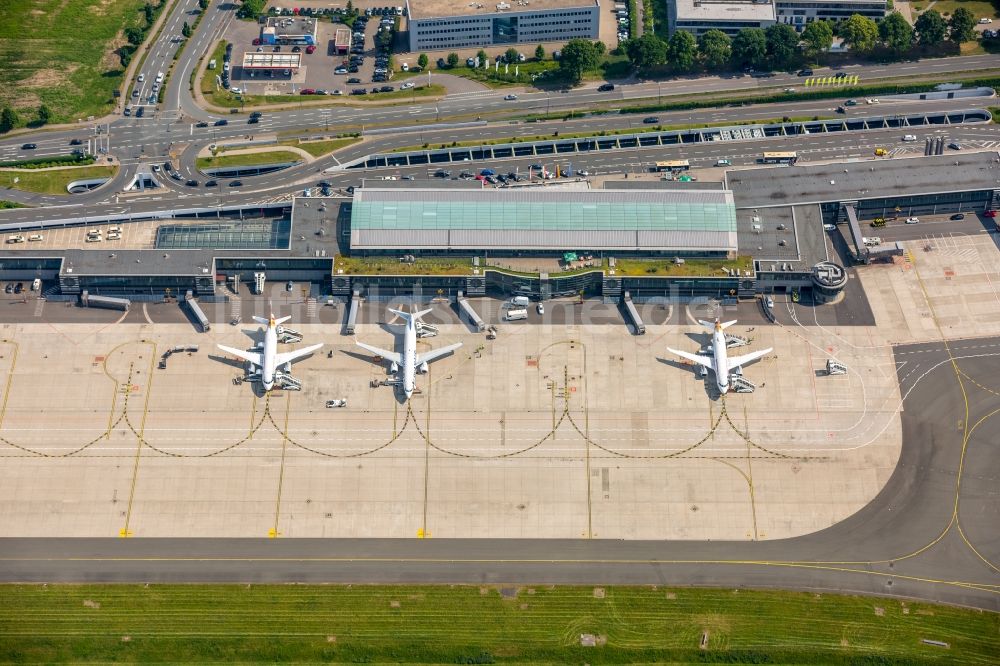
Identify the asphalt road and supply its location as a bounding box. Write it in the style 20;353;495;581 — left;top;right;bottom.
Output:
0;340;997;608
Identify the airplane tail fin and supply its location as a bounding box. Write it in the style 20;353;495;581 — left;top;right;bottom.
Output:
389;307;433;324
697;319;737;331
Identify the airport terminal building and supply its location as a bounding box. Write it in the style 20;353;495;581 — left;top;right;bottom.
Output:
0;154;996;303
406;0;600;52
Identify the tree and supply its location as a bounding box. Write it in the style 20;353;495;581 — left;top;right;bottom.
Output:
698;29;731;70
667;30;697;72
446;52;459;68
765;23;800;69
0;107;17;133
535;44;545;60
504;47;520;64
914;9;948;46
477;49;488;67
879;12;913;55
181;21;192;38
801;20;833;57
840;14;879;53
236;0;266;20
732;28;768;69
949;7;976;43
418;53;428;69
37;104;52;125
142;2;155;25
199;0;208;8
125;26;144;45
558;39;602;84
625;33;667;70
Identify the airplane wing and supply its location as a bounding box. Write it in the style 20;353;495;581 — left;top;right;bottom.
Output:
356;341;402;364
727;348;772;372
217;344;263;368
274;343;323;367
415;342;462;367
667;347;715;370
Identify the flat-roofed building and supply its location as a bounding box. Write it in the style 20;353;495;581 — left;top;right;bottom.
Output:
348;187;739;256
669;0;776;37
406;0;600;52
668;0;886;36
260;16;318;45
775;0;886;29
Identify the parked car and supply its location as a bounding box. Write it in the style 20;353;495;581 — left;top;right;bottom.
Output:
348;77;361;83
950;213;966;220
380;85;394;93
597;83;615;91
905;217;920;224
335;67;348;74
948;142;962;150
299;88;316;95
400;82;414;89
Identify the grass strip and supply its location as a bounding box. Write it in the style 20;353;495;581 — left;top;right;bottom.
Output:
196;150;303;169
0;584;995;664
0;166;117;195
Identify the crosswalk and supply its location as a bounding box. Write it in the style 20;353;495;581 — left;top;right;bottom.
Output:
33;298;45;318
229;297;242;323
306;297;317;319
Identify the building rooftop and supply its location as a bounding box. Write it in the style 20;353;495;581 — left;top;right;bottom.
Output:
407;0;598;21
728;151;1000;208
242;53;301;69
350;187;738;251
264;16;318;36
673;0;775;23
737;204;828;272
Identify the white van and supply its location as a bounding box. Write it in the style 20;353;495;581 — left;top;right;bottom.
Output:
6;235;25;244
902;134;918;142
505;309;528;321
510;296;530;307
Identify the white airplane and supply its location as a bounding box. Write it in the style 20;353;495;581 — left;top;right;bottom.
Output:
218;314;322;391
667;319;772;395
356;307;462;399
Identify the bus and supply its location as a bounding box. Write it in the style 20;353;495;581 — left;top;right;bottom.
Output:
654;160;691;172
760;151;798;165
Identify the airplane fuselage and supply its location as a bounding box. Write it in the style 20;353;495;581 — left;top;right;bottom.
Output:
711;326;730;394
402;318;416;398
259;323;278;391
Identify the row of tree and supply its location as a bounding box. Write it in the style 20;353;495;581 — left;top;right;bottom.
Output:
622;10;979;74
0;106;52;134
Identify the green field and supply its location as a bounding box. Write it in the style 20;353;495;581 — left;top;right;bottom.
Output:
196;150;303;170
0;165;117;195
206;84;447;110
336;256;473;275
924;0;998;18
0;0;150;123
0;585;996;663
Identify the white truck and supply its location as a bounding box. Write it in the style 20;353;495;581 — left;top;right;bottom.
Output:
510;296;530;307
505;308;528;321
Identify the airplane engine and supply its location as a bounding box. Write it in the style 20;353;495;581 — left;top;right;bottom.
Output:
390;361;399;373
283;362;292;374
418;361;429;374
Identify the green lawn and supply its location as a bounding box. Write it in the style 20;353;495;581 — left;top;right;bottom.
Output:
615;255;754;277
0;585;996;663
0;0;151;123
0;166;117;195
925;0;997;18
281;137;361;158
196;150;303;170
200;40;229;97
0;200;28;209
336;256;473;276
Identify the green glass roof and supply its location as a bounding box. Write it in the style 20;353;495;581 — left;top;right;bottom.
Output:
351;189;737;233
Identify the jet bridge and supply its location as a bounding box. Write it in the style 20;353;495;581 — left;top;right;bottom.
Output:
621;291;645;335
345;289;360;335
456;291;486;332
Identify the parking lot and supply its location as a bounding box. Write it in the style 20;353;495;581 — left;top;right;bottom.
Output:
222;3;407;99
